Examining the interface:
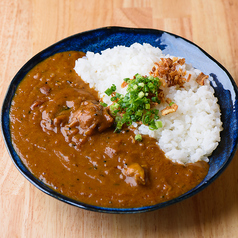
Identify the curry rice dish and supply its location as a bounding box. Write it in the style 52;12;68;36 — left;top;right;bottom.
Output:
9;44;222;208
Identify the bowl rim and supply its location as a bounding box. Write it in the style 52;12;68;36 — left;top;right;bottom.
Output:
1;26;238;214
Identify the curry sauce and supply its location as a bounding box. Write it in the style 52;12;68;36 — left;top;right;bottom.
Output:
10;51;209;208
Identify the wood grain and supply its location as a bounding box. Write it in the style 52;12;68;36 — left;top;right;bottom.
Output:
1;0;238;237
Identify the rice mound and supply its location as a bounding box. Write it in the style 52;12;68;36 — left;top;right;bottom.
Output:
74;43;223;164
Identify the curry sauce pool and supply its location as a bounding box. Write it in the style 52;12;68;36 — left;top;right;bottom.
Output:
10;51;209;208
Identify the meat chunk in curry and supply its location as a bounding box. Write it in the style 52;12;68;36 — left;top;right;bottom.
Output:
68;100;114;135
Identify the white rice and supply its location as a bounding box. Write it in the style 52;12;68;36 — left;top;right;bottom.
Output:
74;43;222;164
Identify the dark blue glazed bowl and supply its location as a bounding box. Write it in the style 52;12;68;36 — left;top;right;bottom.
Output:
2;27;238;213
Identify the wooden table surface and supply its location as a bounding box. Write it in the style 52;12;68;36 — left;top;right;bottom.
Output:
1;0;238;237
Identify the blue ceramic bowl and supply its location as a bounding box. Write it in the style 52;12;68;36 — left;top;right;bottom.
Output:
2;27;238;213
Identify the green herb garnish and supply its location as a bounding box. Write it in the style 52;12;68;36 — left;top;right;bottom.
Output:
135;134;142;141
105;74;163;131
100;102;108;107
105;84;117;96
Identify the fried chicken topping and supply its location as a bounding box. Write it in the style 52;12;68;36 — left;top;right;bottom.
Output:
150;58;188;87
150;58;208;117
161;103;178;116
196;72;209;86
121;81;128;88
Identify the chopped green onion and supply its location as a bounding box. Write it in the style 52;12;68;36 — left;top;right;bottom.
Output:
105;84;116;96
155;120;163;128
138;91;144;98
135;134;142;141
105;74;162;131
145;104;150;109
111;96;117;101
133;85;138;90
100;102;108;107
151;97;157;102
